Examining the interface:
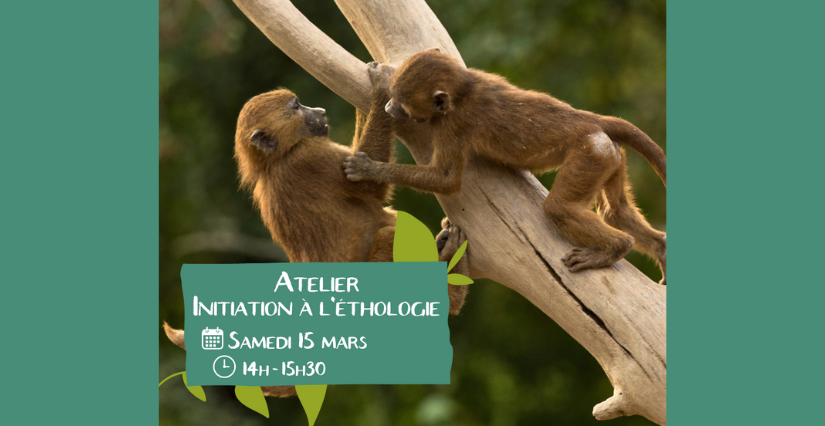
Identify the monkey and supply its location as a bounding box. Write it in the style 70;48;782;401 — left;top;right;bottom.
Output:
165;62;470;398
344;50;667;284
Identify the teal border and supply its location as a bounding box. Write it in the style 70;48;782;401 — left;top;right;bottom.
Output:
670;2;823;425
1;2;158;424
3;1;822;425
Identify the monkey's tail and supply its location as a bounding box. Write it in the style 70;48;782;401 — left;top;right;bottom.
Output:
600;116;666;187
163;321;186;350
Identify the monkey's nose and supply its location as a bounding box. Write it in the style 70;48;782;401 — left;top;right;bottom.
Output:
319;108;326;116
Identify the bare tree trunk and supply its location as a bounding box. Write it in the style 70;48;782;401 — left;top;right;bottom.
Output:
232;1;667;424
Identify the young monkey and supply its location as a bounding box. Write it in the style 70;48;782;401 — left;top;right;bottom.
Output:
165;63;471;399
344;50;667;284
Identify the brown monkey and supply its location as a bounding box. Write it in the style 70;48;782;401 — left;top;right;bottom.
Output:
165;63;470;398
344;50;667;284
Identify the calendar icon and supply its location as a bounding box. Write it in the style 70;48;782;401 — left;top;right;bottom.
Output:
201;327;223;350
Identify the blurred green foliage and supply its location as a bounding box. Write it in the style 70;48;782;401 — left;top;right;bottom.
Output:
160;0;665;425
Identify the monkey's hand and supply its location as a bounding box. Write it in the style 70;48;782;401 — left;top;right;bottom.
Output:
367;61;396;94
436;219;469;315
344;151;381;182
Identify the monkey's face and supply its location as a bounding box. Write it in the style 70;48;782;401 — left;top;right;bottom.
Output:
236;90;329;158
386;50;459;121
385;91;450;123
287;95;329;138
384;96;413;120
235;89;330;187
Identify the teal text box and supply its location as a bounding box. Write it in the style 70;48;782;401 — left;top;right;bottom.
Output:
183;262;452;386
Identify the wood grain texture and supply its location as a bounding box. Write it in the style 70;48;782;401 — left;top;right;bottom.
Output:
233;1;666;423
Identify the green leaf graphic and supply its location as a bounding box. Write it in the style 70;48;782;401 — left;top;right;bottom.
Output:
447;240;468;272
158;371;183;388
296;384;327;426
393;211;438;262
235;386;269;418
181;372;206;402
447;274;474;285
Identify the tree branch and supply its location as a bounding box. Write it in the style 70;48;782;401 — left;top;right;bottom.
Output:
232;1;667;424
233;0;371;109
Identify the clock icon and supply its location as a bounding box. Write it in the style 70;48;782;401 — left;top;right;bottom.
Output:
212;355;236;379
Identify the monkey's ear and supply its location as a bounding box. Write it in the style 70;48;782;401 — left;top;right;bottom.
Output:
433;90;451;114
250;129;278;152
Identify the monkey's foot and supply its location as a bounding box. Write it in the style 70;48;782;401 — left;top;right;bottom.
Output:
562;247;621;272
344;151;378;182
437;219;469;315
367;61;396;91
436;219;466;258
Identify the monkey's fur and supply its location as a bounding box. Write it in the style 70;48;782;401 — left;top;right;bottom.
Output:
165;63;469;398
344;50;667;284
